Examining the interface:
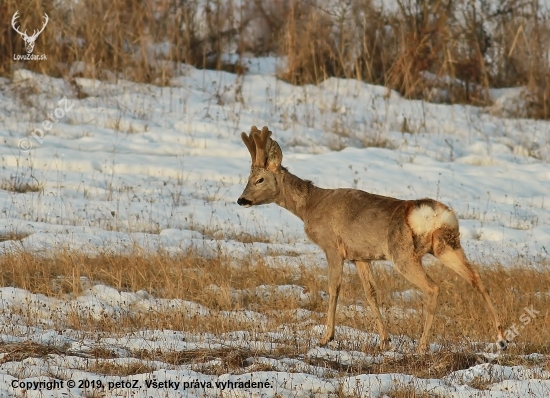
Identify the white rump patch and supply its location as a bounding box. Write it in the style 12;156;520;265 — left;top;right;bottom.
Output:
408;204;458;235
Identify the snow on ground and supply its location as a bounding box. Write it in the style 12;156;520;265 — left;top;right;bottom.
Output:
0;284;548;397
0;61;549;396
0;63;549;264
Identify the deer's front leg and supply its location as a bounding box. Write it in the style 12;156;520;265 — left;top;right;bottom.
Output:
320;250;344;346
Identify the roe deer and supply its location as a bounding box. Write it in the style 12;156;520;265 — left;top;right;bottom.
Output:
237;126;506;352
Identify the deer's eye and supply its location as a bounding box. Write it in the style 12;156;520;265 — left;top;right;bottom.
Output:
255;178;264;184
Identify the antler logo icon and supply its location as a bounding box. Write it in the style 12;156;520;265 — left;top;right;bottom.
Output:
11;11;49;54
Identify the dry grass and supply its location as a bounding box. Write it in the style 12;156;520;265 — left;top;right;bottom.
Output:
0;232;29;243
0;250;548;357
135;347;294;374
0;178;42;193
306;351;484;379
0;341;67;364
86;360;157;377
2;0;550;117
384;385;432;398
0;0;252;85
0;342;156;376
0;247;546;392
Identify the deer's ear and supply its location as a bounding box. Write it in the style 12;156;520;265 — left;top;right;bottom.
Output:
267;141;283;171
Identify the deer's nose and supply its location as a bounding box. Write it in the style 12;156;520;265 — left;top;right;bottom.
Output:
237;197;252;206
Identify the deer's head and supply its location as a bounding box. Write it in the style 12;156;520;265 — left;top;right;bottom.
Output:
12;11;49;54
237;126;283;207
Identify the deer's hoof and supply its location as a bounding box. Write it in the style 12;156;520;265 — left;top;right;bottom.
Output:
319;335;333;346
416;342;429;353
379;337;391;350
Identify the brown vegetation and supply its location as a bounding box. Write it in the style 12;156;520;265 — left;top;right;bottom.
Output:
1;0;550;117
0;248;547;387
0;249;548;356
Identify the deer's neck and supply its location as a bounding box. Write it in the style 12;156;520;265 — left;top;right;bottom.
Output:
275;169;314;221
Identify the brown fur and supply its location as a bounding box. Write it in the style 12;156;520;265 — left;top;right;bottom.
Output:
237;126;506;352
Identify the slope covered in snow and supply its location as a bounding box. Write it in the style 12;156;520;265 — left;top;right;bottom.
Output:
0;63;549;264
0;61;549;397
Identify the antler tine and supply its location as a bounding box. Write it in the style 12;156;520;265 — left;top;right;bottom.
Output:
260;126;271;138
241;131;256;164
247;125;263;165
250;125;261;136
252;126;272;166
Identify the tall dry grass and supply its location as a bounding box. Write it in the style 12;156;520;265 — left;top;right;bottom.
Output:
0;0;251;84
2;0;550;116
277;0;550;113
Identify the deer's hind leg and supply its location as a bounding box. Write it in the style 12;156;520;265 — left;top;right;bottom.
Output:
432;227;506;349
391;253;440;353
355;260;390;349
389;219;440;352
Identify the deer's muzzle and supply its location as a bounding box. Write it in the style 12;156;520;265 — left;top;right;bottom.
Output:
237;197;252;207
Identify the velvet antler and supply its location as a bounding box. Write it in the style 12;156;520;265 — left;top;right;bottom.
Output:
241;126;278;167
